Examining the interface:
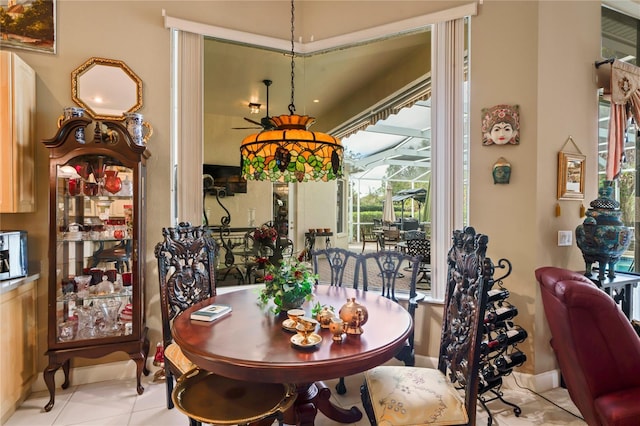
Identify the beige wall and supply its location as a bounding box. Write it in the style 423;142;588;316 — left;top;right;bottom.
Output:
470;1;601;375
0;0;602;380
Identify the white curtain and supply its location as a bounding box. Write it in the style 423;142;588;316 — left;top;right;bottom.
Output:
430;17;466;301
173;30;204;225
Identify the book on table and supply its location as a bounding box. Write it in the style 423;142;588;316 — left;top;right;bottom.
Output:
190;304;232;322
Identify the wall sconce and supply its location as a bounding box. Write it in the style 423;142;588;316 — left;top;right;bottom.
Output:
248;102;261;114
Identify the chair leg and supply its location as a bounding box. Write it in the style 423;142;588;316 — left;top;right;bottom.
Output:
360;382;377;425
188;418;201;426
166;368;174;409
336;376;347;394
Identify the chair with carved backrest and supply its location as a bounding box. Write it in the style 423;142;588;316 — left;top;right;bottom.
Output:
311;247;361;288
360;250;421;368
155;222;295;426
311;247;367;395
361;226;491;426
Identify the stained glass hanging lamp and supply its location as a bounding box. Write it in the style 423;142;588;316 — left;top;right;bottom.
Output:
240;0;343;183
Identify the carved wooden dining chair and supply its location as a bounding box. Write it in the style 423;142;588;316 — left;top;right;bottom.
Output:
155;222;295;426
361;227;491;426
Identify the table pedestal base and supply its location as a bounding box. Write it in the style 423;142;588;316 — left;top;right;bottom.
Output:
284;381;362;426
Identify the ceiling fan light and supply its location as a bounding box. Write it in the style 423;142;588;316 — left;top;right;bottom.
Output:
248;102;261;114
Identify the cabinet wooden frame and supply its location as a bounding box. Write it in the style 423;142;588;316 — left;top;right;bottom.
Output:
41;117;151;412
557;152;585;200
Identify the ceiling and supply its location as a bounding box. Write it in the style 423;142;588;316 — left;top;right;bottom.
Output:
204;31;430;125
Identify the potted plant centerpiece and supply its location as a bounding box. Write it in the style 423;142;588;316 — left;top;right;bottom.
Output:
259;259;317;314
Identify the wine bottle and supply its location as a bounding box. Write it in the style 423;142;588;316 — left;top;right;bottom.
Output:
484;305;518;324
487;287;510;302
483;319;514;333
480;327;528;355
494;351;527;372
479;376;503;394
481;364;502;383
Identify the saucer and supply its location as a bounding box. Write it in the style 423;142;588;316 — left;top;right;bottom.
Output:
282;318;298;333
291;333;322;348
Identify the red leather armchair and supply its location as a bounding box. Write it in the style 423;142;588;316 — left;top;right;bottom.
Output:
535;267;640;426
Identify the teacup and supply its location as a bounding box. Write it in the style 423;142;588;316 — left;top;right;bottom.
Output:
329;317;346;342
287;309;306;326
295;316;318;345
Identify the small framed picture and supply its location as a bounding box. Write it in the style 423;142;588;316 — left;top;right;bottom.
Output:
557;152;585;200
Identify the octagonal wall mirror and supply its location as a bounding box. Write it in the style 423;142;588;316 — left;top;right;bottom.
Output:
71;57;142;120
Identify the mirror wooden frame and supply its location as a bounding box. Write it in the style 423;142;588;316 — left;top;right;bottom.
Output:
71;57;142;120
557;152;585;200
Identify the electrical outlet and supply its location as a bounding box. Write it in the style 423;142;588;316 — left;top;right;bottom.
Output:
558;231;573;247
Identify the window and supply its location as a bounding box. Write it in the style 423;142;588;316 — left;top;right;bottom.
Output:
599;5;639;273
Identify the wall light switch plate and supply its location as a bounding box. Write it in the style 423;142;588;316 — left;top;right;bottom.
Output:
558;231;573;246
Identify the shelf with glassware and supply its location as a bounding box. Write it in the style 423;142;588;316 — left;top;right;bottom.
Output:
42;117;151;412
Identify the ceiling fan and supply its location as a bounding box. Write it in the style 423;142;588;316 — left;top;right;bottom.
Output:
232;79;275;130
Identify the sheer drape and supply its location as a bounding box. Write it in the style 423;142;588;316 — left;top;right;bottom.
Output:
430;17;466;301
173;30;203;224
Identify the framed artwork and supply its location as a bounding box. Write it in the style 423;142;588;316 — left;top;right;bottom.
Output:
557;152;585;200
0;0;56;54
482;104;520;145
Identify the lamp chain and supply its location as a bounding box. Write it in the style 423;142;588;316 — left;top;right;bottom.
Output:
289;0;296;115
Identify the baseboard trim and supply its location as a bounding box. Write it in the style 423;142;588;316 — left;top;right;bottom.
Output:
414;354;561;393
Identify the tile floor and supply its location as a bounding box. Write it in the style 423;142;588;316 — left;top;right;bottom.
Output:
6;368;586;426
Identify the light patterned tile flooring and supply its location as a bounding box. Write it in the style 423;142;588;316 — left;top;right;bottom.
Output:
6;368;585;426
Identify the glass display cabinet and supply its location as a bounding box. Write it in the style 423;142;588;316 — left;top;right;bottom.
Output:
42;117;150;412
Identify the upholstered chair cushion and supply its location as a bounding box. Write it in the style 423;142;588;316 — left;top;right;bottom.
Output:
364;366;468;425
164;343;195;375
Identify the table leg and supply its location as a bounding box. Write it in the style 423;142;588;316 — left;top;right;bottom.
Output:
314;381;362;423
285;382;362;425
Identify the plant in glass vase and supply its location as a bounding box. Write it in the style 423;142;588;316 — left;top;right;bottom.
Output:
259;259;317;314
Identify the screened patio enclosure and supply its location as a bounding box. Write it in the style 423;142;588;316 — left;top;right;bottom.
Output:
331;77;433;243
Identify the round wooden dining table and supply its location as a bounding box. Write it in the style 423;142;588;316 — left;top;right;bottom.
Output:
172;284;413;426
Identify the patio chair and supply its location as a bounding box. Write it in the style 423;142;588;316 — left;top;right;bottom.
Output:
361;226;491;426
378;228;401;250
406;238;431;288
360;224;379;252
